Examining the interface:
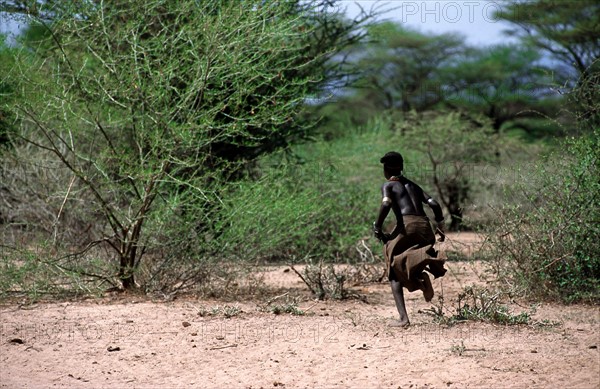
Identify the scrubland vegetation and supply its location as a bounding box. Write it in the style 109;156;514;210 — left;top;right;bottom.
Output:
0;0;598;306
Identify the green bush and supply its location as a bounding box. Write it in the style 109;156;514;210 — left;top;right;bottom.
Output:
212;122;394;264
213;168;334;262
483;130;600;303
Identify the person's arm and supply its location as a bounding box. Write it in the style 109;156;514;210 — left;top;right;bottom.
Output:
373;184;393;242
423;191;445;242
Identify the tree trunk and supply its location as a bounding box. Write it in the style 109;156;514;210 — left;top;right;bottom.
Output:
446;180;467;231
119;252;136;290
448;208;463;231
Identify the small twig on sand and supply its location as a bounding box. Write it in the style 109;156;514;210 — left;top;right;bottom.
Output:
210;344;238;350
302;301;319;312
264;292;289;307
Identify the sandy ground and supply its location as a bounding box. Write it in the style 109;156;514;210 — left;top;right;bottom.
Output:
1;233;599;388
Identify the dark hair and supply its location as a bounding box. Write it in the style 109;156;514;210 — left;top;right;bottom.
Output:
380;151;403;175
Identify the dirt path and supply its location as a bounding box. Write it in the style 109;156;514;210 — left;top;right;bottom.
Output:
1;233;599;388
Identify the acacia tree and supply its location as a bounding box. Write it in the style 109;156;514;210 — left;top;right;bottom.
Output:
443;44;554;131
352;22;466;113
495;0;600;80
495;0;600;128
3;0;371;290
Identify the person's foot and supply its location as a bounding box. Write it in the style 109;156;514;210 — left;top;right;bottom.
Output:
419;273;434;302
388;319;410;328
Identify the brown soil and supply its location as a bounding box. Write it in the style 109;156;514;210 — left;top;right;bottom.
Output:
1;233;598;388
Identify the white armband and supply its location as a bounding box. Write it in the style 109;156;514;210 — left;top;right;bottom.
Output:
382;196;392;205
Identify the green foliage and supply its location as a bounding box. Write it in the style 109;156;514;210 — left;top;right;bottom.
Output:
484;131;600;303
0;249;54;301
1;0;372;291
572;61;600;129
0;34;17;147
452;286;531;325
423;285;534;326
210;118;396;264
351;22;465;112
0;246;106;301
449;341;467;356
495;0;600;80
319;20;563;141
268;302;305;316
495;0;600;133
197;304;242;318
444;44;556;131
213;169;331;262
402;111;499;230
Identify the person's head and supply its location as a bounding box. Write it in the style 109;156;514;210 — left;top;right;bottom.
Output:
380;151;403;179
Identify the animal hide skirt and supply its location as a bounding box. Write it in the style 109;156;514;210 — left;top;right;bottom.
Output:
384;215;447;301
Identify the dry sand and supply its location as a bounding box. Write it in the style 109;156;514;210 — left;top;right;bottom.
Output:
1;233;598;388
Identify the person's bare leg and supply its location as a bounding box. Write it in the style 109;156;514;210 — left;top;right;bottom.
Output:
389;279;410;327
